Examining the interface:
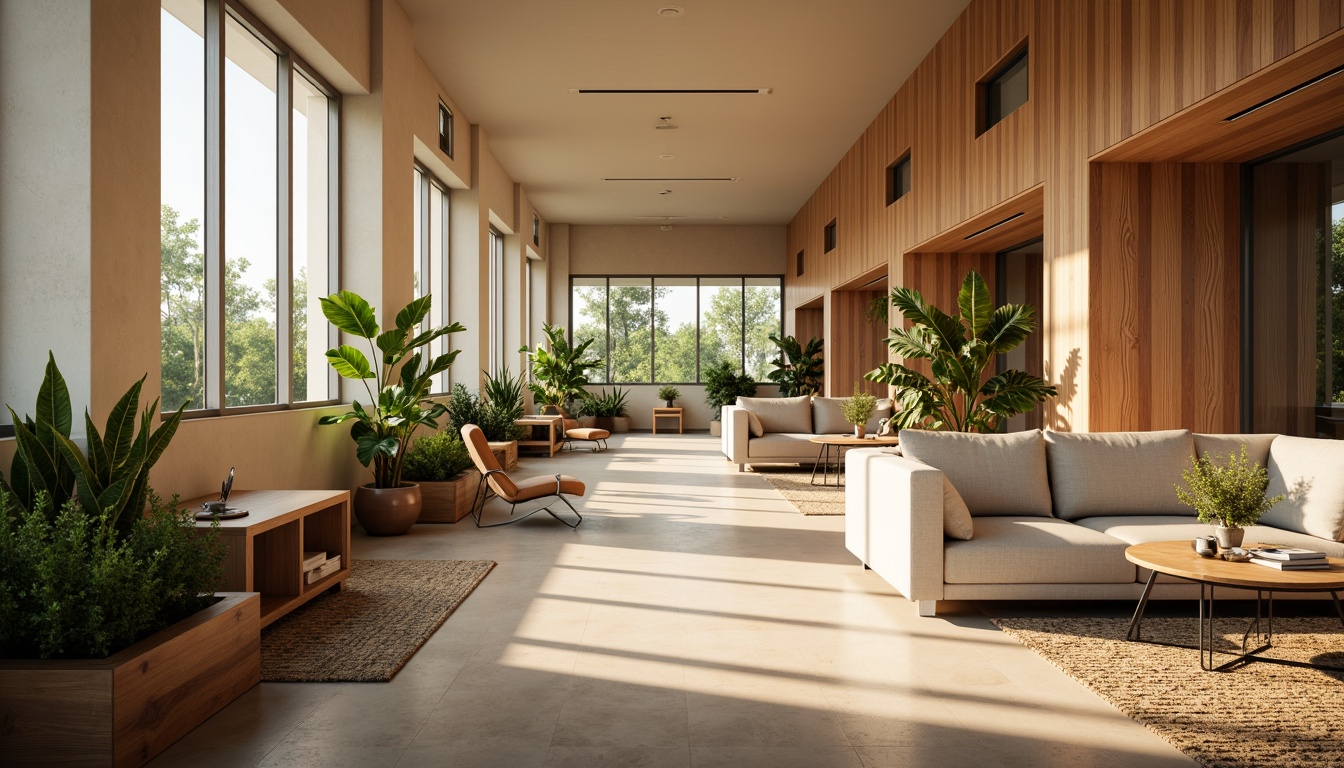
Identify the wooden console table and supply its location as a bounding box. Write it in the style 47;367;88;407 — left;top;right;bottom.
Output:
652;407;683;434
189;489;350;628
515;414;563;457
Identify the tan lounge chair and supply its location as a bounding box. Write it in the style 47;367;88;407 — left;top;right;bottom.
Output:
461;424;585;528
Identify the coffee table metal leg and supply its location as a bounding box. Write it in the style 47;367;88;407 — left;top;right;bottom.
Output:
809;443;826;485
1127;569;1158;641
1332;591;1344;629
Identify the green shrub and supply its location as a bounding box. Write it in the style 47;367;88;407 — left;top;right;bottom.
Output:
402;430;473;482
840;386;878;427
584;387;630;418
447;384;524;443
0;488;224;659
703;360;758;419
1176;445;1284;528
657;386;680;402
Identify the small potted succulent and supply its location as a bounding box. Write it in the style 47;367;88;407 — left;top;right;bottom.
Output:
658;386;681;408
840;385;878;438
1175;445;1284;548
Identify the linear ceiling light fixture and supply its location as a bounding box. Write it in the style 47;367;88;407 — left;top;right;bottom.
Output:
604;177;738;182
569;88;772;95
1224;63;1344;121
964;212;1025;240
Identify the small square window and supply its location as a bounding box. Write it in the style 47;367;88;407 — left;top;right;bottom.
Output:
796;250;805;277
824;220;837;253
979;45;1028;135
886;153;911;205
533;213;540;247
438;102;454;158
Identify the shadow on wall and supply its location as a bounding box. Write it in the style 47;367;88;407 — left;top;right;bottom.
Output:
1045;348;1081;431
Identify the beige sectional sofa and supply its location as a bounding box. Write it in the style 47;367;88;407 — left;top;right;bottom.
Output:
721;395;892;472
844;429;1344;616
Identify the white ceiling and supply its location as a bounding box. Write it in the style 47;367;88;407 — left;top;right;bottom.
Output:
401;0;970;226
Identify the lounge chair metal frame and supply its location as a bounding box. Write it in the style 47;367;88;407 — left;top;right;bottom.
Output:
469;469;584;528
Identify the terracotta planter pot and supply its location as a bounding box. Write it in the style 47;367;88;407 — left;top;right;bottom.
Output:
355;483;422;536
853;425;866;438
415;471;480;523
710;419;722;436
593;416;615;431
612;416;631;433
0;593;260;767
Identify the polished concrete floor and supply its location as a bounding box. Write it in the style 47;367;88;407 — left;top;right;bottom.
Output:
151;433;1195;768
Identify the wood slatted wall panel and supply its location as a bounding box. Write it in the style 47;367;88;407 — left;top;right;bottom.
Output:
1089;163;1241;433
785;0;1342;431
827;290;888;397
1250;162;1331;436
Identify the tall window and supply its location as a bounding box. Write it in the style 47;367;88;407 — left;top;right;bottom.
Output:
488;228;505;372
571;276;783;384
979;45;1028;135
160;0;338;415
413;165;450;392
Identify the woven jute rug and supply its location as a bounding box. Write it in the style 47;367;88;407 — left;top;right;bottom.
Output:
752;466;844;515
992;616;1344;768
261;558;494;682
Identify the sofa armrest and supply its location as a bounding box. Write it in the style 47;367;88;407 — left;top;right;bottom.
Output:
845;448;945;603
722;405;751;469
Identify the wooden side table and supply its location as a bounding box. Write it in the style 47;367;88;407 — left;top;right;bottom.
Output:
515;414;563;457
189;489;350;628
652;407;683;434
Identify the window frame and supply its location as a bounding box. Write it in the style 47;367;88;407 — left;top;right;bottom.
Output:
886;151;912;205
167;0;341;419
567;274;785;386
488;227;505;373
977;40;1029;136
823;219;837;253
438;101;454;159
413;162;452;394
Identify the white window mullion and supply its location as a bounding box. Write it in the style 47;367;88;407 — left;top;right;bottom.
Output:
204;0;225;412
275;53;293;406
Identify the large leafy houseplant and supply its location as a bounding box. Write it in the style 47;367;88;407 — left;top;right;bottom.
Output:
703;360;758;420
766;334;825;397
524;323;604;410
317;291;465;488
865;270;1056;432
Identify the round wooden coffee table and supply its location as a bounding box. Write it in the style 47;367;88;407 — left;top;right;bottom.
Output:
1124;540;1344;671
807;434;900;486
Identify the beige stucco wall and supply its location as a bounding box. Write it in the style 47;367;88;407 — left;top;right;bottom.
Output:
569;225;786;277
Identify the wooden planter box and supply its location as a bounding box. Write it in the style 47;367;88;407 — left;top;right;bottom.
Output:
416;470;480;523
487;440;518;470
0;592;260;767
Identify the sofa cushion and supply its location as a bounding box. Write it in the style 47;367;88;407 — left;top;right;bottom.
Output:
1262;435;1344;541
1044;430;1194;520
812;397;893;435
1193;433;1278;469
899;429;1052;517
1075;515;1344;583
737;396;812;434
747;433;821;460
944;517;1135;584
943;478;974;541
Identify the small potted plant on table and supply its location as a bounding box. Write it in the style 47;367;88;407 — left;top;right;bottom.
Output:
658;386;681;408
1176;445;1284;548
841;386;878;438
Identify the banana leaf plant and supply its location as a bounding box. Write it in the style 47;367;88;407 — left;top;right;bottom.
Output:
864;270;1056;432
2;353;187;534
317;291;465;488
523;322;603;410
766;333;825;397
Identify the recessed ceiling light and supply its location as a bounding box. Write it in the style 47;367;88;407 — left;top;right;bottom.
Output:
657;6;684;17
659;154;675;160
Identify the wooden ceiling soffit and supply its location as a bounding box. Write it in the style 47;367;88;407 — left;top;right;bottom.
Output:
834;264;889;293
907;184;1044;255
1094;30;1344;163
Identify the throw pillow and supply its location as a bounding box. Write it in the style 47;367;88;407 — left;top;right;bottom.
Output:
1262;435;1344;541
1044;430;1195;520
746;410;764;438
943;477;974;540
737;396;813;434
1193;433;1278;469
898;429;1053;517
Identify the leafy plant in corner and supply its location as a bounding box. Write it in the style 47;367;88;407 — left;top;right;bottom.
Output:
584;387;630;418
1176;445;1283;529
400;430;474;483
483;367;526;424
703;360;758;420
657;386;680;405
523;323;604;410
766;334;825;397
447;384;524;443
3;353;188;534
317;291;465;488
865;270;1056;432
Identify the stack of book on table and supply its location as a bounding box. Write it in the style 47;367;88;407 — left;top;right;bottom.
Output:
1248;547;1330;570
303;550;342;583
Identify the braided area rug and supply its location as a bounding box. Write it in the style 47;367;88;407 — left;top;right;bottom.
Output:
992;616;1344;768
261;559;494;682
751;467;844;515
